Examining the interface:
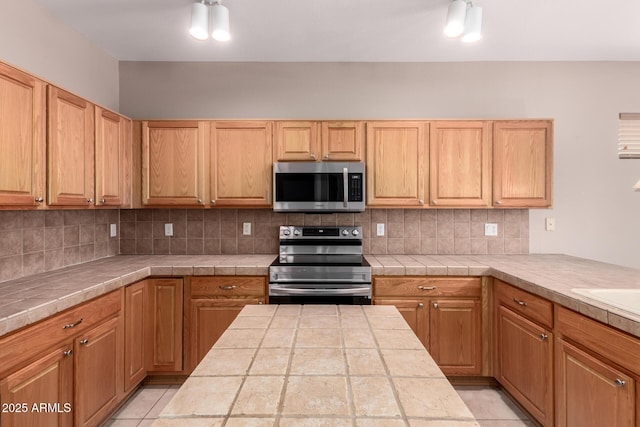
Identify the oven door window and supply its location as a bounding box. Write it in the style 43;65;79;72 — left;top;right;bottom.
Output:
275;173;344;202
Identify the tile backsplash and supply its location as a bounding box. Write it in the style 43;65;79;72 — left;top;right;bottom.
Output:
119;208;529;257
0;210;119;283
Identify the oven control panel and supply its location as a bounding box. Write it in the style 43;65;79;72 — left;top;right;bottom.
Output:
279;226;362;240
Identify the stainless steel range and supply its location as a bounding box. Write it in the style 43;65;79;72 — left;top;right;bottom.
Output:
269;225;372;304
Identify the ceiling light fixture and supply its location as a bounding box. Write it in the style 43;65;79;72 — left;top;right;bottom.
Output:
189;0;231;42
444;0;483;43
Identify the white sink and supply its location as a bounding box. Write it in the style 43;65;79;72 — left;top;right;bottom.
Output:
571;288;640;316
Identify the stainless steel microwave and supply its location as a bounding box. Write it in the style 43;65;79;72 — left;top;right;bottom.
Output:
273;162;365;212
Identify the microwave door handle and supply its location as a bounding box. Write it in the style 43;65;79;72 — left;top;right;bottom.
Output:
343;167;348;207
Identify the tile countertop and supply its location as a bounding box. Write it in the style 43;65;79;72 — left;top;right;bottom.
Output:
152;304;480;427
1;254;640;339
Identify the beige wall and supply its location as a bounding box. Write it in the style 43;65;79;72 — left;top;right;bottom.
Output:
0;0;119;110
119;61;640;269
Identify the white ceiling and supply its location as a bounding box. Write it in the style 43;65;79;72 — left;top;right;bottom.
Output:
32;0;640;62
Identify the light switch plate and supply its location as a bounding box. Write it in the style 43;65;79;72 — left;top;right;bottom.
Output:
164;223;173;237
243;222;252;236
109;223;117;237
484;223;498;236
545;217;555;231
376;223;385;237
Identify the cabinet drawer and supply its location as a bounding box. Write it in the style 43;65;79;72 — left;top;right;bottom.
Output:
495;280;553;328
374;277;481;298
190;276;267;298
0;290;121;377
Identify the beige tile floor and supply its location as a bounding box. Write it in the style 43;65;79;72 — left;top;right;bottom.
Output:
106;384;535;426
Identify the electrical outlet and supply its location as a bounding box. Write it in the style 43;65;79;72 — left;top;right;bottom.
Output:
164;223;173;237
243;222;252;236
484;223;498;236
109;223;117;237
376;223;385;237
545;217;555;231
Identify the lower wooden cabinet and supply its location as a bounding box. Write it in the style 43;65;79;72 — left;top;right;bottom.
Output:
124;280;146;392
373;277;483;375
0;344;73;427
146;278;183;373
555;338;635;427
187;276;267;370
74;316;122;427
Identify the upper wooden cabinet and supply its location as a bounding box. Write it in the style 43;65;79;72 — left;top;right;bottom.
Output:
95;106;131;208
0;63;46;208
47;86;95;207
429;121;492;207
366;121;428;207
141;121;206;206
210;121;272;206
493;120;553;207
274;120;364;162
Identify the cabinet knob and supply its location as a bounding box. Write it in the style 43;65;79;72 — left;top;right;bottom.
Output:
540;333;548;341
210;200;216;205
418;303;424;308
100;198;106;204
433;302;438;309
419;199;425;205
87;198;94;204
310;153;316;160
63;349;73;357
35;197;44;203
495;200;502;205
615;378;627;387
258;301;263;304
80;338;89;345
197;199;204;205
513;298;528;307
323;154;329;160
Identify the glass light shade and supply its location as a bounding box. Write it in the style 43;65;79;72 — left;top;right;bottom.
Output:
189;2;209;40
444;0;467;38
461;5;483;43
634;178;640;192
211;4;231;41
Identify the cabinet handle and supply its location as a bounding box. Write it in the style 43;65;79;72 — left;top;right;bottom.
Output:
87;198;94;204
513;298;528;307
63;349;73;357
540;334;548;341
80;338;89;345
63;318;83;329
323;154;329;160
100;198;106;204
219;285;237;290
433;302;438;309
210;200;216;205
615;379;627;387
310;153;316;160
35;197;44;203
418;286;436;291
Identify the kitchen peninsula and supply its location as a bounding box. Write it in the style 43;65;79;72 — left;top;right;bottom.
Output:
152;304;479;426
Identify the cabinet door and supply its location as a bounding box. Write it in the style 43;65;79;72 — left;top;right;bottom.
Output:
366;121;428;207
493;120;552;207
429;121;491;207
75;316;122;427
189;298;265;368
210;121;273;206
124;281;146;393
95;106;130;207
47;86;95;206
274;121;320;161
142;121;206;206
321;121;364;161
0;344;73;427
496;306;553;425
0;63;46;207
146;278;183;372
374;298;428;348
556;338;634;427
430;298;482;375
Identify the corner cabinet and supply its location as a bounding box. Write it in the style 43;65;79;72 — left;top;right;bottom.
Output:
47;86;95;207
210;121;273;206
429;121;492;207
373;276;483;375
141;121;206;206
366;121;429;207
493;120;553;207
0;62;46;208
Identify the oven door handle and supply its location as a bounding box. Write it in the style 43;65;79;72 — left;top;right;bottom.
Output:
269;285;371;297
343;167;349;208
